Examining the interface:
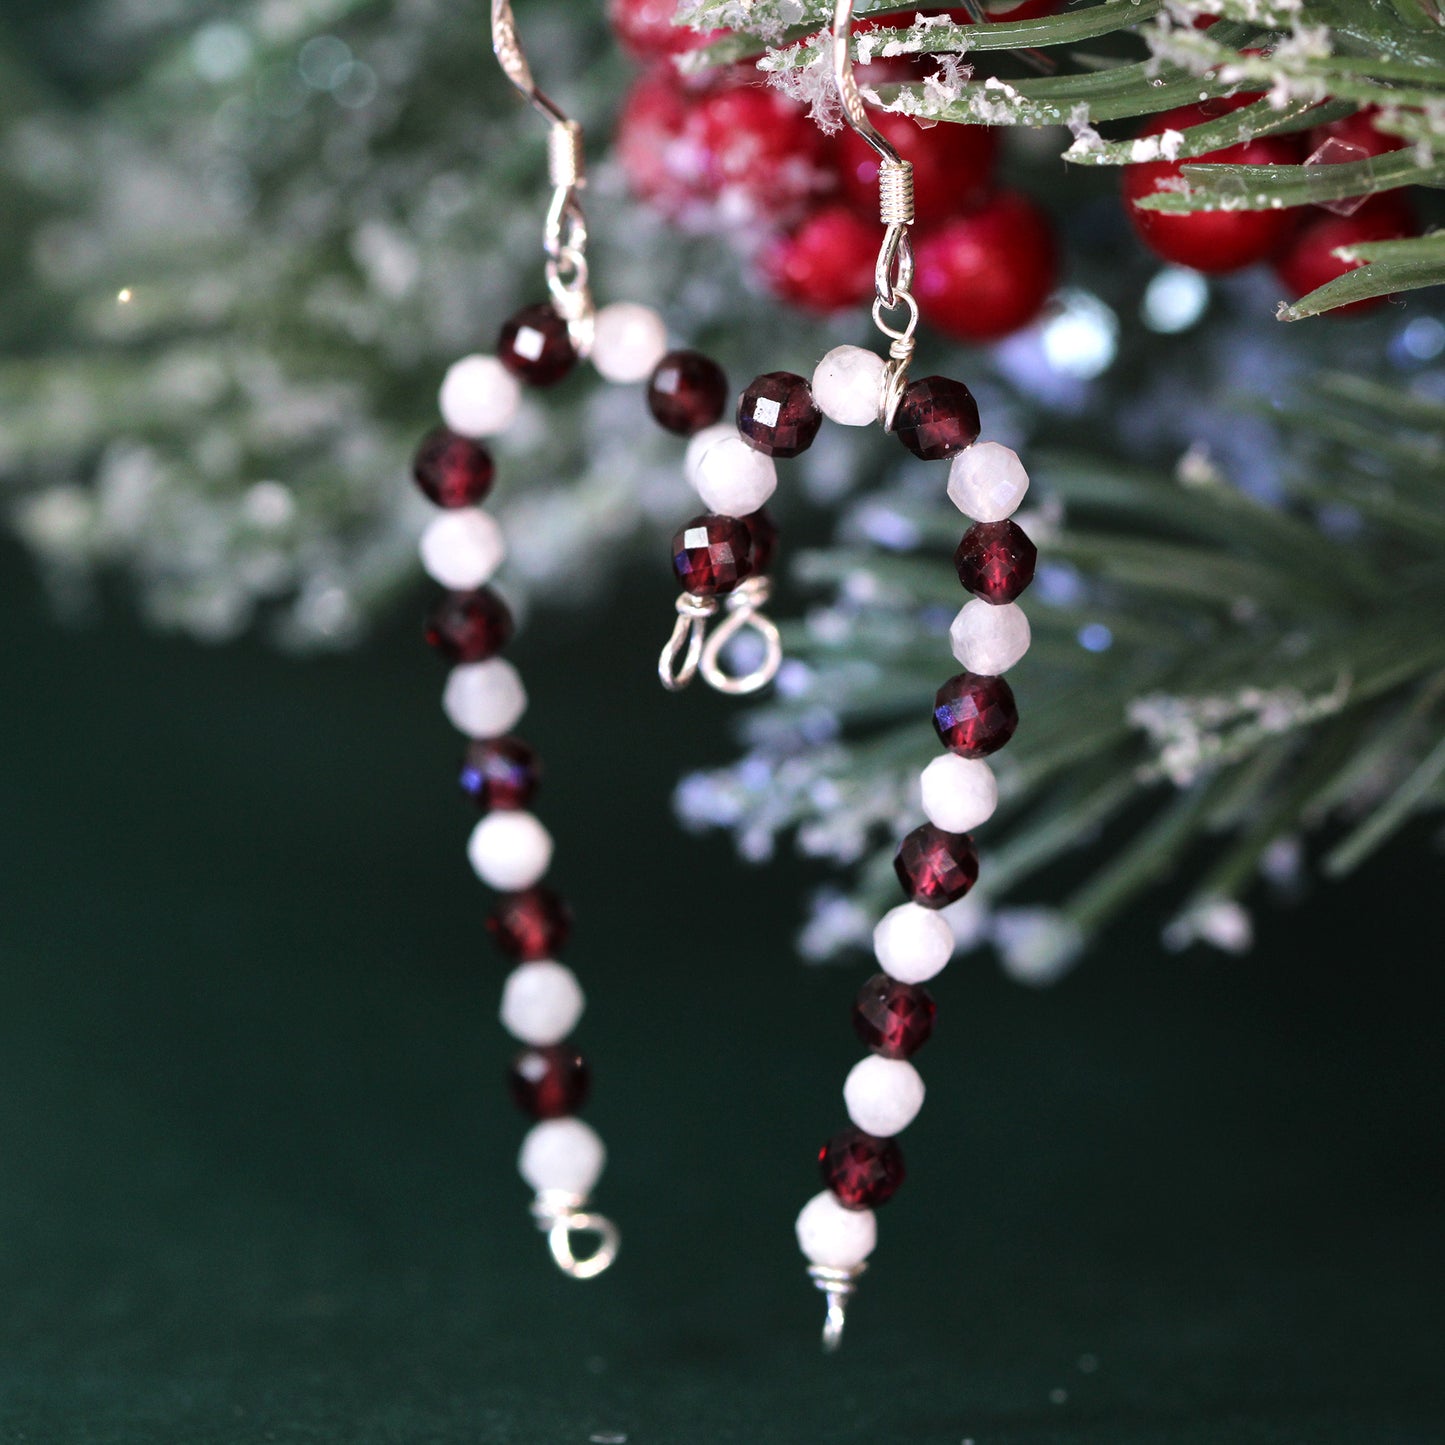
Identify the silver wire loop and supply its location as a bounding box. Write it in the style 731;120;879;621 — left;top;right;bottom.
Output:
491;0;595;354
699;578;783;697
831;0;917;431
532;1191;620;1281
809;1263;866;1354
659;593;719;692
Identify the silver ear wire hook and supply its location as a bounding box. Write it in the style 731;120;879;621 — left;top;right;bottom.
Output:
830;0;918;431
490;0;596;354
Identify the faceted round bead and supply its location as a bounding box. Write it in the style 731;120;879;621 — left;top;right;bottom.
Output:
497;303;577;387
439;355;521;439
853;973;937;1060
443;658;527;739
683;422;736;490
694;434;777;517
648;350;729;435
468;810;553;891
919;754;998;834
518;1117;605;1196
844;1055;926;1137
955;519;1038;603
500;961;585;1047
743;508;778;576
591;301;669;384
508;1045;591;1120
424;588;514;663
412;428;495;508
736;372;823;458
933;671;1019;758
820;1127;906;1209
486;887;574;960
893;376;981;461
948;442;1029;523
873;903;955;985
419;509;506;591
796;1189;877;1268
460;736;540;811
672;513;753;596
894;823;979;909
950;599;1031;676
812;344;885;427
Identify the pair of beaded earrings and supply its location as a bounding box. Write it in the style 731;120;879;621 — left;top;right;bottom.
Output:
405;0;1039;1350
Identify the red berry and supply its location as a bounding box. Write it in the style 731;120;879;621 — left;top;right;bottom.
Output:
820;1128;906;1209
934;671;1019;757
1122;105;1304;273
853;974;937;1060
424;588;514;663
915;191;1057;342
497;303;576;387
837;110;997;222
758;205;877;313
412;429;494;509
672;514;753;596
1275;193;1418;316
460;737;540;812
893;375;981;461
486;888;573;961
607;0;721;61
617;71;695;219
895;823;979;908
508;1045;591;1120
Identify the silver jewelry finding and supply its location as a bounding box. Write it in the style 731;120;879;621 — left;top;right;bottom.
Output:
699;577;782;696
659;592;720;692
809;1263;867;1354
531;1190;620;1281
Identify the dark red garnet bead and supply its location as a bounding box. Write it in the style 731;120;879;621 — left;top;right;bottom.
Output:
672;513;753;596
853;974;937;1060
460;736;540;811
486;887;574;961
648;350;729;435
497;303;577;387
954;520;1038;604
508;1045;591;1120
412;428;495;508
743;508;779;576
934;671;1019;758
424;588;514;663
894;823;979;909
894;375;981;461
820;1127;906;1210
737;371;823;458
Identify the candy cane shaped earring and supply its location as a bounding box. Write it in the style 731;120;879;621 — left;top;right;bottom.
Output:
402;0;691;1283
654;0;1040;1348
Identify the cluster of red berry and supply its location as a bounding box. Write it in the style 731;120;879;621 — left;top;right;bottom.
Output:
609;0;1062;342
1126;100;1417;314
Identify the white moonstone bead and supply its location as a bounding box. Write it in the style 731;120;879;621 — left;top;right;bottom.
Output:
844;1056;926;1137
419;508;505;590
467;810;553;891
873;903;955;984
439;355;522;438
948;441;1030;522
950;598;1032;675
683;422;737;489
590;302;670;384
694;434;778;517
519;1117;606;1197
442;658;527;738
812;345;885;427
500;960;584;1046
920;753;998;834
795;1190;877;1269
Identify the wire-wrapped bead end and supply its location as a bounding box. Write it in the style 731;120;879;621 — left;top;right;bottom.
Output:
809;1263;867;1354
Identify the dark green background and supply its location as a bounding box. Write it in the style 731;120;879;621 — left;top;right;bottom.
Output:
1;543;1441;1444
